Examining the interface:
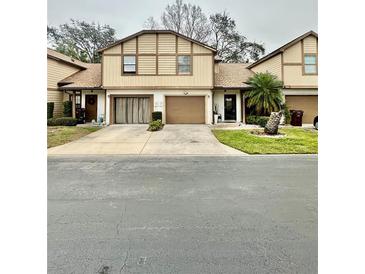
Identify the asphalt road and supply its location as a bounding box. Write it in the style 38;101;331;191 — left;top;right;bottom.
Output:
48;155;317;274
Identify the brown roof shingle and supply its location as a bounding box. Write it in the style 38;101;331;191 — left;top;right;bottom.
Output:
214;63;254;89
58;63;101;90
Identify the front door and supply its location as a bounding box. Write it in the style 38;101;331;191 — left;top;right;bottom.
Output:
224;94;236;121
85;95;98;122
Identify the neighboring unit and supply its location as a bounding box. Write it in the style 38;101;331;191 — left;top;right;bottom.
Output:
247;31;318;123
47;30;318;125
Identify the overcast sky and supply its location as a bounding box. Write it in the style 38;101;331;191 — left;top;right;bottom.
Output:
47;0;317;54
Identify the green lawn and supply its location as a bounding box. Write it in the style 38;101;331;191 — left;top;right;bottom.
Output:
212;128;318;154
47;126;100;148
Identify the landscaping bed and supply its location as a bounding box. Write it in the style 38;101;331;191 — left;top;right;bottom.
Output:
212;128;317;154
47;126;100;148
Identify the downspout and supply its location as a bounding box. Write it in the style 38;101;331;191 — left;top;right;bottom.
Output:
104;89;107;125
211;90;215;124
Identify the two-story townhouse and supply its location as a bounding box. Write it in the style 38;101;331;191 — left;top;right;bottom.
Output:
53;30;318;125
247;31;318;123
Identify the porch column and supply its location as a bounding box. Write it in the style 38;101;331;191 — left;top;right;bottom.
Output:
242;93;246;124
72;91;76;118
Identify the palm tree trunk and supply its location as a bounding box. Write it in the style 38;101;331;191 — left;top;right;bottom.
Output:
264;111;283;135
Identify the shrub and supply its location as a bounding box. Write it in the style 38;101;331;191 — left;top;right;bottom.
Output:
256;116;270;127
148;119;163;131
246;115;269;127
152;111;162;121
63;101;72;117
47;117;78;126
47;102;54;119
246;115;258;125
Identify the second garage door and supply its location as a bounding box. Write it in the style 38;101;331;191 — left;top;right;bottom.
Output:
115;97;151;124
285;95;318;124
166;96;205;124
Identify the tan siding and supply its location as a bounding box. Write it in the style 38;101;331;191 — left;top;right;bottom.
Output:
103;55;213;88
123;38;137;54
138;34;157;54
303;36;317;53
283;42;302;63
251;54;282;80
138;55;156;74
158;56;176;75
47;58;80;88
103;55;122;84
193;44;211;54
158;34;176;53
104;44;121;54
177;37;191;53
283;66;318;86
47;89;64;117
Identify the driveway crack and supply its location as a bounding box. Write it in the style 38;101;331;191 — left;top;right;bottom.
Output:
139;131;152;155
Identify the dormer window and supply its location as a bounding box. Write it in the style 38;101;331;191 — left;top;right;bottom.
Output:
123;55;136;73
303;54;317;75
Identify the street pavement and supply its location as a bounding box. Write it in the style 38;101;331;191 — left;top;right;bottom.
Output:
48;155;317;273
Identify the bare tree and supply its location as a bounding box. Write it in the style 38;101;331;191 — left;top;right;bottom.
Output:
182;3;211;43
161;0;185;33
142;1;265;62
156;0;211;42
143;17;161;30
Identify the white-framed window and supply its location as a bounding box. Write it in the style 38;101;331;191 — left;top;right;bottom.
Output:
177;55;191;74
304;54;317;74
123;55;136;73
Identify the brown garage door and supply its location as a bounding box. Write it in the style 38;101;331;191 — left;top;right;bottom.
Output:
166;96;205;124
115;97;151;124
285;95;318;124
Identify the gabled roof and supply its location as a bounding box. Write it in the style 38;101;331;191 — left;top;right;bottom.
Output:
58;63;101;90
214;63;254;89
247;30;318;69
98;29;217;53
47;48;88;69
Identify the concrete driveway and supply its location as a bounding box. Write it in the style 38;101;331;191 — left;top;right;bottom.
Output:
47;125;244;155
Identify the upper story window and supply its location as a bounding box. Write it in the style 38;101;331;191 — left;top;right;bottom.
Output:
123;55;136;73
178;55;191;74
304;54;317;74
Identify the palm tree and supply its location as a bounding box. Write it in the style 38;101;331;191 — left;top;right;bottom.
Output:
245;72;284;116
